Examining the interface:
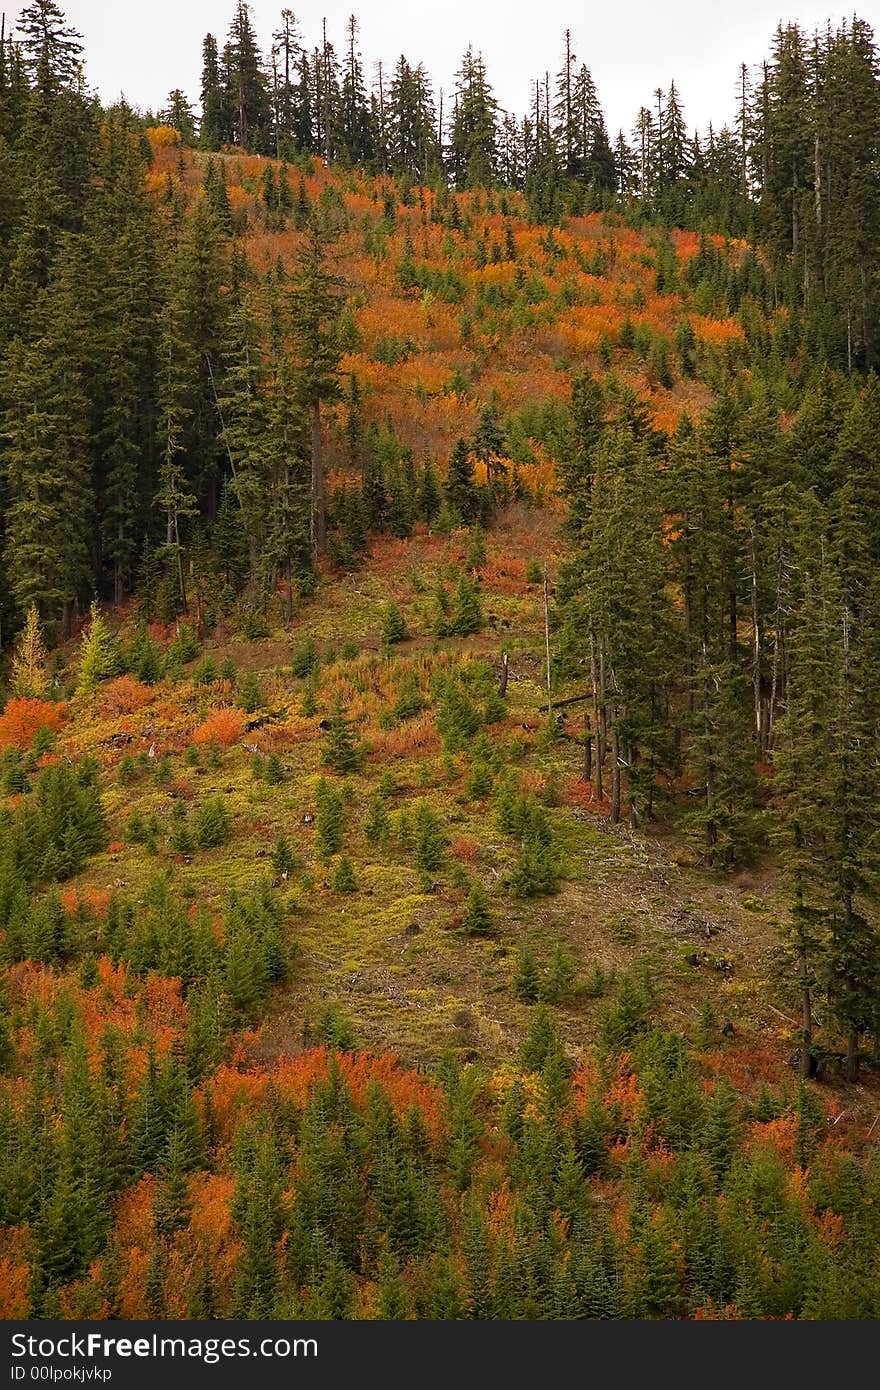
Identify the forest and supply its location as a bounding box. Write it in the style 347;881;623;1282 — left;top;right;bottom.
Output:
0;0;880;1320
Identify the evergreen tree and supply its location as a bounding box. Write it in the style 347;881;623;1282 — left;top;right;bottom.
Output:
444;439;480;523
288;223;345;555
449;48;499;189
322;700;363;774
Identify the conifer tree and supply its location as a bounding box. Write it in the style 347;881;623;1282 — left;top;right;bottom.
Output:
288;223;345;555
463;881;492;936
444;439;480;523
322;700;363;774
76;604;117;696
10;605;48;697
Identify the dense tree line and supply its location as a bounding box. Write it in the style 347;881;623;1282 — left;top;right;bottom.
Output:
555;366;880;1080
0;2;877;645
2;995;880;1318
0;2;344;645
175;6;880;362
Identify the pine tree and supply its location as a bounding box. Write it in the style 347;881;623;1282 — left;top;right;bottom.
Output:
450;48;499;189
16;0;83;88
382;600;407;645
463;881;492;936
200;34;227;149
10;605;49;697
315;778;344;861
194;796;231;849
449;574;484;636
331;854;358;893
288;223;345;555
414;801;445;877
76;604;117;696
1;297;93;634
225;1;271;153
322;700;363;774
152;1125;194;1236
444;439;480;523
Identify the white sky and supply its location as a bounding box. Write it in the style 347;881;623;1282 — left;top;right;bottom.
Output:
27;0;880;137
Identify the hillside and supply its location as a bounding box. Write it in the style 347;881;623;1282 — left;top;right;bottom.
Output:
3;17;880;1318
34;506;789;1067
148;135;735;477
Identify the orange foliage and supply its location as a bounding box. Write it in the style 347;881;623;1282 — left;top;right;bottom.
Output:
0;697;66;750
192;707;246;747
749;1113;798;1166
59;886;111;918
118;1247;151;1320
816;1208;846;1251
562;777;606;811
604;1061;645;1125
368;712;440;760
0;1258;30;1318
98;675;155;716
691;315;746;345
478;556;528;595
190;1174;237;1248
451;836;478;861
207;1047;446;1144
485;1181;515;1239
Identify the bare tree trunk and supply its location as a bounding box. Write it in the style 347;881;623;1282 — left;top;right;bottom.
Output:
310;401;325;555
498;651;509;699
846;1028;859;1085
610;724;621;825
797;920;814;1079
749;530;763;755
543;563;553;718
589;627;603;802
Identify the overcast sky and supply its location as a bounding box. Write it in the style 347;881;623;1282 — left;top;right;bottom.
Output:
35;1;878;136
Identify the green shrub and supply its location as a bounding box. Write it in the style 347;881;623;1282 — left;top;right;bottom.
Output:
414;801;445;874
514;948;541;1002
382;601;408;645
291;638;320;679
316;779;344;861
271;834;298;878
322;700;363;775
193;796;231;850
238;669;265;714
332;855;358;893
601;969;655;1050
192;655;217;687
463;882;492;936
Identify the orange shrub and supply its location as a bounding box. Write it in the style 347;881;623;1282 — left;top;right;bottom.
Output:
98;675;154;717
0;1259;30;1318
691;314;746;345
0;697;66;750
451;836;478;862
369;712;440;759
192;707;246;747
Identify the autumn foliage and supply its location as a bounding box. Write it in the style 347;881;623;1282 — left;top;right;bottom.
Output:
97;676;155;716
192;707;247;746
0;697;66;750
